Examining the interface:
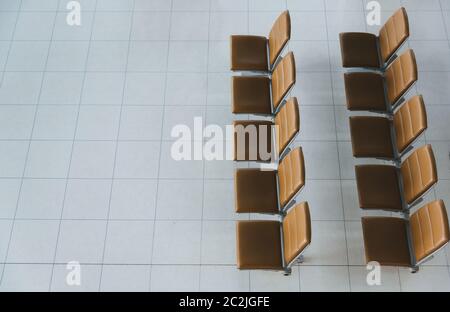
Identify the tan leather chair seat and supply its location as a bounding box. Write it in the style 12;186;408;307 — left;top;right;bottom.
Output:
344;72;386;111
230;11;290;73
232;76;272;114
236;221;283;269
362;217;412;266
349;116;394;158
339;8;409;69
339;32;380;68
230;35;268;71
234;169;278;214
233;120;273;161
355;165;403;211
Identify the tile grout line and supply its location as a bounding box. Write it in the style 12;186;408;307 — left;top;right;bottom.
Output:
47;0;100;292
322;0;354;292
97;0;137;292
198;0;213;293
0;0;60;289
0;0;23;286
148;0;175;292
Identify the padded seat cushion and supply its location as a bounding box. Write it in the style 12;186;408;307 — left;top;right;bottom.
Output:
362;217;412;266
234;169;278;214
230;35;268;71
349;116;394;158
344;72;386;111
355;165;403;211
232;76;272;114
236;221;283;269
233;120;273;161
339;32;380;68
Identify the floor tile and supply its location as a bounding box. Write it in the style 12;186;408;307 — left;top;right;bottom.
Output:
208;41;230;73
301;180;344;221
100;265;151;292
103;221;154;264
159;142;204;179
134;0;172;11
298;141;340;180
163;106;206;140
123;73;166;106
207;73;231;106
114;142;160;178
399;266;450;291
297;106;336;141
345;221;366;265
63;179;112;219
119;106;163;140
290;41;330;72
203;180;236;220
22;0;59;11
249;0;286;11
210;12;248;40
14;12;55;40
156;180;203;220
0;105;35;139
249;11;282;36
69;141;116;179
165;73;207;106
287;0;324;10
349;266;401;292
168;41;208;72
86;41;129;72
96;0;134;11
0;220;13;261
0;72;43;105
426;106;450;140
211;0;248;11
200;266;249;291
299;266;350;292
7;220;59;263
325;11;366;40
127;41;169;72
50;264;101;292
92;12;132;41
131;12;171;40
409;40;450;71
416;72;450;105
109;180;157;220
0;180;21;218
16;179;66;219
6;41;49;71
152;220;202;264
0;264;53;292
150;265;200;292
293;72;333;105
25;141;73;178
55;220;107;264
408;11;447;40
46;41;90;71
0;12;17;40
250;268;300;292
0;141;29;178
33;105;78;140
304;221;348;265
201;221;235;264
40;72;85;105
76;105;121;140
81;73;125;105
171;12;209;40
325;0;363;11
53;12;94;41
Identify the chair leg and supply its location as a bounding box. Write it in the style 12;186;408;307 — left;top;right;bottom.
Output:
410;266;419;274
296;255;304;264
283;267;292;276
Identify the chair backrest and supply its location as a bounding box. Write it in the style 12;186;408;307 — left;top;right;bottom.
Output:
268;10;291;67
282;201;311;265
410;200;450;263
400;144;438;205
378;7;409;65
277;147;305;208
274;97;300;156
393;95;427;153
384;49;417;105
271;52;296;110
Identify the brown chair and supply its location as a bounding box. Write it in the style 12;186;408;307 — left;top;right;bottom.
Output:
234;147;305;214
230;10;290;73
232;52;296;115
236;201;311;275
355;144;438;212
349;95;427;160
362;200;449;272
339;7;409;69
344;49;417;113
233;97;299;161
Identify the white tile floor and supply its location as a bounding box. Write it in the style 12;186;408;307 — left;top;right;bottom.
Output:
0;0;450;292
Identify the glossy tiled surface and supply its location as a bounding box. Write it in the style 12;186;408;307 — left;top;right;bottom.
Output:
0;0;450;292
